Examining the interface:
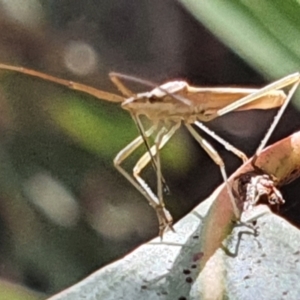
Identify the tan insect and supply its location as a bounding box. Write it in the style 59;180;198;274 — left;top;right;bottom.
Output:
0;63;299;237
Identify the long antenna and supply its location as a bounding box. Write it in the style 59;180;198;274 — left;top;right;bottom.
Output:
0;63;124;103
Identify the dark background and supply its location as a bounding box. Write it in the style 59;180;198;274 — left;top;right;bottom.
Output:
0;1;299;298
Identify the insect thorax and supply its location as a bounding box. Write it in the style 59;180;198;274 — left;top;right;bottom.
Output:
121;81;212;123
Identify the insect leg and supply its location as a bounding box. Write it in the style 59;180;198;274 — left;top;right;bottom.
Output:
155;128;168;203
110;73;172;194
185;123;240;219
217;72;300;116
132;116;170;194
194;121;248;162
254;79;300;158
114;124;177;236
114;125;159;205
216;72;300;176
133;124;180;236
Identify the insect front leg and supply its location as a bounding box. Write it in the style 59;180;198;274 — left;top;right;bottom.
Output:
113;124;178;237
133;124;180;236
113;125;161;210
132;116;170;194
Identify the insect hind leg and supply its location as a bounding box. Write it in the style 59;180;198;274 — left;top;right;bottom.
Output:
254;76;300;159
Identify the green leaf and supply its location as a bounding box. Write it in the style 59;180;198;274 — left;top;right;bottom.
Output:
179;0;300;109
180;1;300;77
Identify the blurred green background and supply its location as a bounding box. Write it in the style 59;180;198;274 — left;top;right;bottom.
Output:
0;0;300;299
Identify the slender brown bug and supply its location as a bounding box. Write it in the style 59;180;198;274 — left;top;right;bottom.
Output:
0;63;299;236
